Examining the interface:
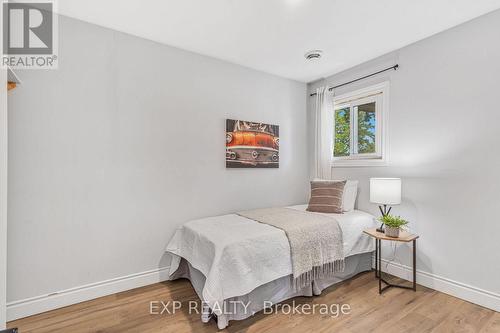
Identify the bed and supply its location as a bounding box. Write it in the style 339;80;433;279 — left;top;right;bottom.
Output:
166;204;377;329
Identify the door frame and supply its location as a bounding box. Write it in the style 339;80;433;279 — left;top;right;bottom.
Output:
0;0;8;328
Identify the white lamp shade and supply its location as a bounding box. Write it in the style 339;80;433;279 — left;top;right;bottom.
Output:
370;178;401;205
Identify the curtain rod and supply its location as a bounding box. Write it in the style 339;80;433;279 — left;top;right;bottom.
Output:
309;64;399;97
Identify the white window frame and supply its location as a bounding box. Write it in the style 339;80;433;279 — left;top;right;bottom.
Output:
332;81;389;167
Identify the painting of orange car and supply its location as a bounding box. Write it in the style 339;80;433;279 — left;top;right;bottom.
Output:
226;119;279;168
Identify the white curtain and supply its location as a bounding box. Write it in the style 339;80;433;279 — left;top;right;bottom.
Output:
313;86;334;179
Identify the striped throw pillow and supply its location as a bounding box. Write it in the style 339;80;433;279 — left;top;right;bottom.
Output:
307;180;346;213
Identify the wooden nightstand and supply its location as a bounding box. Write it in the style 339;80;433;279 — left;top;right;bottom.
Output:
363;228;419;294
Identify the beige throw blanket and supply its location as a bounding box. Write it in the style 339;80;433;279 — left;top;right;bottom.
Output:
238;207;344;288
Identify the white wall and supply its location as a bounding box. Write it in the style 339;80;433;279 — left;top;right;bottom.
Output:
309;10;500;308
7;15;308;314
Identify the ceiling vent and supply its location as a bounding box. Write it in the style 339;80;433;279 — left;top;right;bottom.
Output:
304;50;323;61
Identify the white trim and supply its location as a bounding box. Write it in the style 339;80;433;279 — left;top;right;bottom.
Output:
0;76;6;330
332;158;388;168
333;81;388;103
7;266;171;321
0;3;8;325
374;257;500;312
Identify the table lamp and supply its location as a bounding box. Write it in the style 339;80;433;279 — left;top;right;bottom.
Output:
370;178;401;232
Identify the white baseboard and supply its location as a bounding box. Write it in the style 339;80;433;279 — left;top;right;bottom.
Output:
375;258;500;312
7;259;500;322
7;266;170;322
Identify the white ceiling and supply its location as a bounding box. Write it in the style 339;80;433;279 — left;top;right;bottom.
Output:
55;0;500;82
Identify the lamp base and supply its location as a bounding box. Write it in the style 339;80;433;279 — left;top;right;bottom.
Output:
377;204;392;234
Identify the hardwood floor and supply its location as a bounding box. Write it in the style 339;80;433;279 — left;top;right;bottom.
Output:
8;272;499;333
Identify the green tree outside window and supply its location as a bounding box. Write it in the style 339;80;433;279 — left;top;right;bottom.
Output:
334;108;350;157
334;102;376;157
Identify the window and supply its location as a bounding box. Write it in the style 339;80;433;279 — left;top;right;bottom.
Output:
333;82;388;166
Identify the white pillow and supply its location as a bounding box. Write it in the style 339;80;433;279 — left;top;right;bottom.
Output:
312;179;358;212
341;180;358;212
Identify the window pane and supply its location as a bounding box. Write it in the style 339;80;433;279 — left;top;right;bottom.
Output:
357;102;376;154
334;107;350;157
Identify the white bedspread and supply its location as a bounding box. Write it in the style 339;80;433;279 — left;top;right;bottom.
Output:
166;205;376;314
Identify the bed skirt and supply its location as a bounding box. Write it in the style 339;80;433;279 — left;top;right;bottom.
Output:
170;252;373;329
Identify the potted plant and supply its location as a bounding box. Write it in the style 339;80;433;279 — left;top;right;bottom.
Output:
379;215;409;238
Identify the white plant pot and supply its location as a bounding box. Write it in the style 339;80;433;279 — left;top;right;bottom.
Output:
385;226;400;238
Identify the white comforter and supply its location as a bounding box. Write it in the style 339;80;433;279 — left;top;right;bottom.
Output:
166;205;376;314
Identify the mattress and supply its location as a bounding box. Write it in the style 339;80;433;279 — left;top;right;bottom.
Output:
166;205;377;326
166;205;375;307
